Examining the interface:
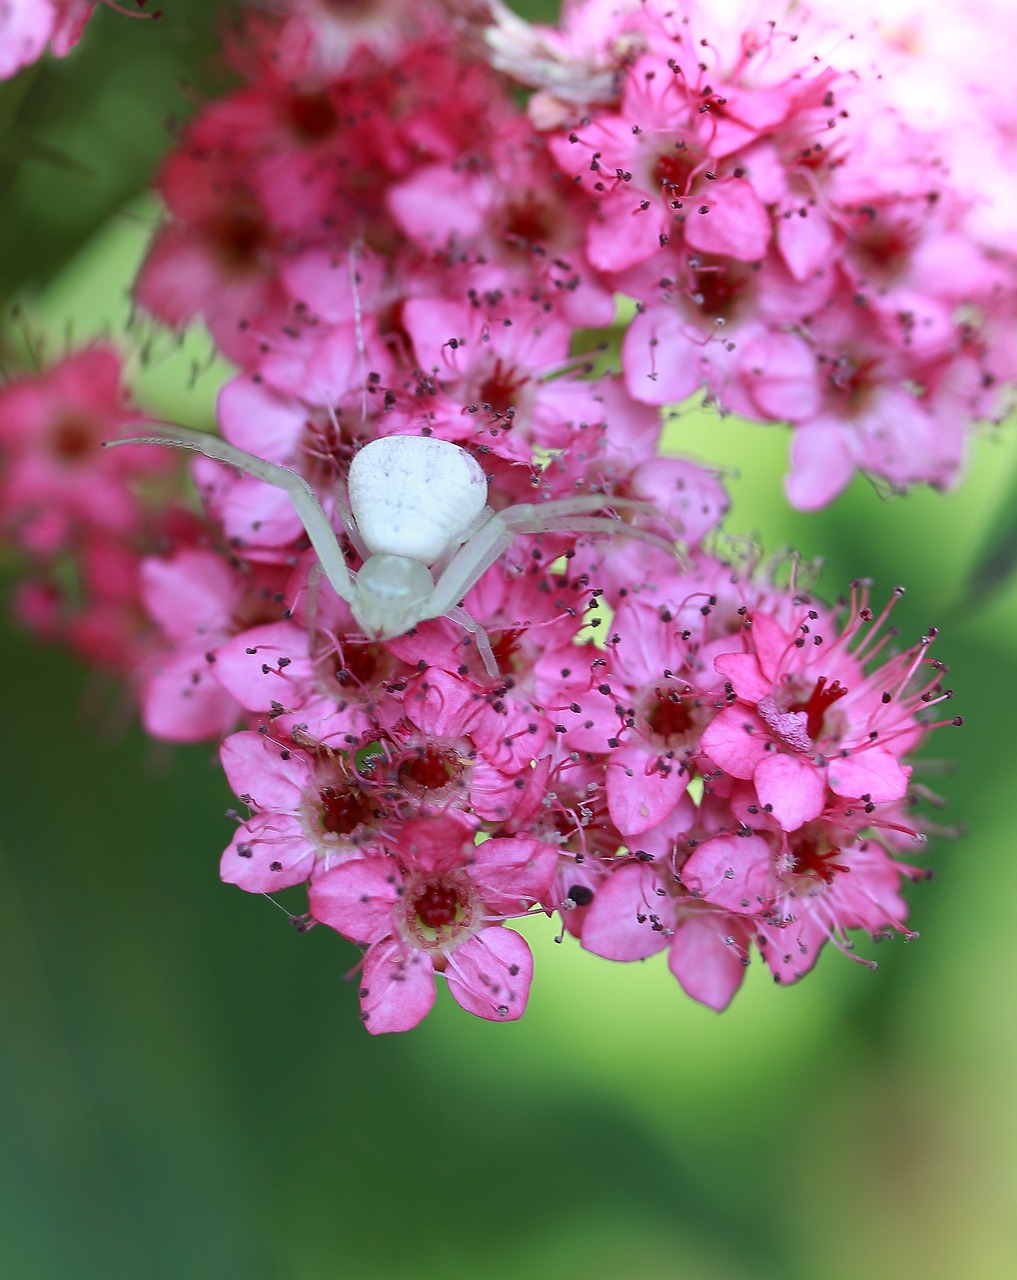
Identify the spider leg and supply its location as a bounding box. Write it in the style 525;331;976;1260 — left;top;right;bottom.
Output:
426;493;679;625
105;424;358;606
445;605;498;678
424;513;518;621
498;495;679;556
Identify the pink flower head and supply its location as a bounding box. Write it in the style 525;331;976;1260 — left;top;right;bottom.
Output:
681;810;931;982
700;584;957;832
0;0;96;80
0;345;167;558
309;813;558;1032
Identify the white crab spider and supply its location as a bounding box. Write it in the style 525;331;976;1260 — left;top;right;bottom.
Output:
109;427;673;676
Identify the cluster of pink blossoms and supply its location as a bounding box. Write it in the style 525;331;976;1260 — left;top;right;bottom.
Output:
0;0;158;80
491;0;1017;506
0;0;987;1031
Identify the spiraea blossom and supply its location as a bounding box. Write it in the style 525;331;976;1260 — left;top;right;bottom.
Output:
0;0;991;1032
494;0;1017;506
0;0;160;80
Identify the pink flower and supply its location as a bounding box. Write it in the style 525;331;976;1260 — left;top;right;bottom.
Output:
308;813;558;1032
700;586;954;832
0;345;166;557
581;858;755;1012
0;0;95;80
681;818;929;983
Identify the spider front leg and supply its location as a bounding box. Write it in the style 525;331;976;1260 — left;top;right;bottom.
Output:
105;424;358;608
425;493;678;625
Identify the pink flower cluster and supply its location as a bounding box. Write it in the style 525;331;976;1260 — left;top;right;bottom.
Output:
493;0;1017;506
0;344;186;676
0;0;158;80
0;0;980;1032
0;0;95;80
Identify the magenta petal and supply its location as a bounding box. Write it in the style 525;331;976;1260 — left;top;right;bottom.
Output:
745;613;794;681
712;651;770;701
359;939;436;1035
684;178;771;262
220;731;310;810
470;837;558;912
308;857;403;944
214;622;314;711
754;753;826;831
606;744;688;836
446;927;533;1022
681;833;773;914
220;812;315;893
827;748;909;805
581;862;671;962
699;707;768;779
141;648;239;744
667;914;750;1011
786;424;856;511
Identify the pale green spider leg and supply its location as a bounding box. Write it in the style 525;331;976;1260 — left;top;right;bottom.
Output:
104;425;359;607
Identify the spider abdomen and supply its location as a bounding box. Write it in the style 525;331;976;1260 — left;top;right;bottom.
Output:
348;435;488;565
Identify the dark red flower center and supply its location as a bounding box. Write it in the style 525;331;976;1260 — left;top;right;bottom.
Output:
333;643;381;688
647;685;695;741
318;783;374;836
398;745;463;794
209;209;270;275
790;836;849;884
502;192;554;249
490;626;526;672
789;676;848;741
410;879;463;929
655;147;697;196
478;358;528;416
286;91;339;142
686;257;752;323
50;415;96;461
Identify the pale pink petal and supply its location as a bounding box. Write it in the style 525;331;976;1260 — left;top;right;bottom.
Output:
359;938;436;1035
606;745;689;836
581;862;672;962
684;178;771;262
469;836;558;911
827;749;910;805
220;731;311;810
446;927;533;1022
754;753;827;831
667;914;750;1011
141;648;239;743
681;833;773;914
699;707;769;779
214;622;315;712
308;857;403;944
221;812;315;893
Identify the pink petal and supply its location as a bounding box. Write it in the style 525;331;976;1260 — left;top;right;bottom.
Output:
214;622;314;712
581;862;672;962
359;938;436;1035
684;178;771;262
827;748;910;805
667;913;750;1011
699;707;769;780
140;648;239;744
681;833;774;914
220;730;311;810
446;927;533;1022
754;753;826;831
220;811;316;893
470;837;558;911
308;857;403;944
606;744;689;837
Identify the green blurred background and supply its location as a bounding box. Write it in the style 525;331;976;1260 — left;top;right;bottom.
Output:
2;4;1016;1277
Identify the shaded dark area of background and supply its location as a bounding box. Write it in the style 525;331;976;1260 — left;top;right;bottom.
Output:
2;3;1017;1278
